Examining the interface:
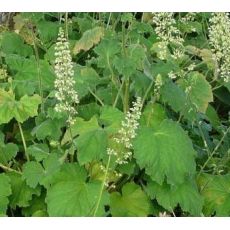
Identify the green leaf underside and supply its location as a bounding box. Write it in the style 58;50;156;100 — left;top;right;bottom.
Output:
73;27;104;54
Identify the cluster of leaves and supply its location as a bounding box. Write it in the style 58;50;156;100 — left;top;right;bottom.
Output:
0;12;230;217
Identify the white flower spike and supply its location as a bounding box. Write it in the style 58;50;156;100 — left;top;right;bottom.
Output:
54;27;79;125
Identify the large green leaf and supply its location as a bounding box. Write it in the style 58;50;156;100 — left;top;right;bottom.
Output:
99;106;124;134
94;38;121;69
46;163;108;216
140;103;166;129
198;173;230;216
0;32;33;57
73;27;104;54
133;119;197;185
0;174;12;215
5;55;55;96
113;44;146;77
161;81;187;113
0;89;41;124
110;182;151;217
76;129;107;165
146;179;203;216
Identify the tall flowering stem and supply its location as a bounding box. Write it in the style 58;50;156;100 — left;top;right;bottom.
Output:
93;97;142;216
108;96;142;164
152;13;184;60
54;27;79;125
209;13;230;83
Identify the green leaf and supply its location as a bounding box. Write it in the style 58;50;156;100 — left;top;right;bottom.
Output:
113;44;146;77
205;104;221;130
133;119;197;185
99;106;124;134
0;89;41;124
14;94;41;123
76;129;107;165
40;153;61;188
73;27;104;54
0;143;18;164
37;21;59;45
110;182;151;217
5;55;55;96
26;144;50;162
22;193;47;217
94;38;120;68
146;179;203;216
0;174;12;215
46;163;108;216
22;161;44;188
73;66;101;98
0;32;33;57
161;81;187;113
7;172;40;209
179;72;213;115
140;103;166;129
198;173;230;216
32;118;63;141
62;116;99;145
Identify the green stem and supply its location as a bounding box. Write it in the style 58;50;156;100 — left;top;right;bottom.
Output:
69;125;75;163
198;126;230;177
123;77;130;113
106;13;112;29
18;122;29;162
113;79;125;108
88;87;104;106
0;163;22;174
197;121;212;157
65;12;68;39
93;155;111;217
141;78;154;109
28;25;44;113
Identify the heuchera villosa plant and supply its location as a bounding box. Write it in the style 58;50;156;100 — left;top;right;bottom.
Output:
0;12;229;217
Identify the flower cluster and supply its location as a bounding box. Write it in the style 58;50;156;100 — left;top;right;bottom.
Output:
54;27;79;125
154;74;163;97
209;13;230;83
152;13;184;60
0;68;7;80
107;97;142;165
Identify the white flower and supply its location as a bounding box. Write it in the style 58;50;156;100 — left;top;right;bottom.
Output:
54;27;79;125
152;13;184;60
0;68;7;80
107;97;142;165
209;13;230;83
